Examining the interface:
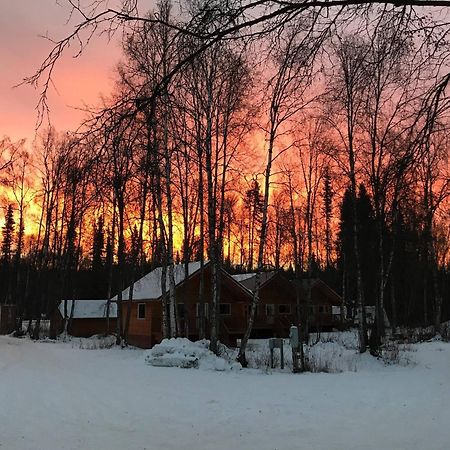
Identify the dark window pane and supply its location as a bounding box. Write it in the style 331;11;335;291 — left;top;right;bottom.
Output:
137;303;146;319
278;304;291;314
219;303;231;315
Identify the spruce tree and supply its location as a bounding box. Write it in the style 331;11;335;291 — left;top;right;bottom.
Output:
357;184;377;310
338;185;377;320
244;178;263;269
2;205;15;263
338;188;356;316
323;167;333;267
92;216;105;272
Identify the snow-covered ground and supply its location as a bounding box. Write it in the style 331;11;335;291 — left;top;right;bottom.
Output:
1;335;449;450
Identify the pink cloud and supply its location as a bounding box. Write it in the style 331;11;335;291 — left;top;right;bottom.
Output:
0;1;121;143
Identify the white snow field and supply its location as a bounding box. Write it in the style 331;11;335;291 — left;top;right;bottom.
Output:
1;335;449;450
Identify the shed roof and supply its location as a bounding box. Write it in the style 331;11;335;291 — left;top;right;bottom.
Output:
58;299;117;319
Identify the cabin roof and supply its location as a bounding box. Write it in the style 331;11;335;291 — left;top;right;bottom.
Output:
112;261;202;302
231;271;278;292
112;261;254;302
292;278;342;305
58;299;117;319
231;273;257;283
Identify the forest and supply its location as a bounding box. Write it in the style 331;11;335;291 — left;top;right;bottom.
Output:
1;0;450;358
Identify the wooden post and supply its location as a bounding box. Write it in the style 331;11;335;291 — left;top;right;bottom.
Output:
280;342;284;370
290;326;300;373
269;338;284;369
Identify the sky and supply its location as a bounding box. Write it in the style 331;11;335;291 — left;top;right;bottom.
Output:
0;1;122;143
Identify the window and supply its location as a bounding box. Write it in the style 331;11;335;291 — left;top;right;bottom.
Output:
266;304;275;316
137;303;146;320
177;303;185;319
219;303;231;315
196;303;209;319
278;304;291;314
318;306;325;313
308;306;314;314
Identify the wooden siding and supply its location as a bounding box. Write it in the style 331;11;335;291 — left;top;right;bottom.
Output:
69;318;117;337
250;274;298;338
50;309;117;338
123;266;253;348
122;301;154;348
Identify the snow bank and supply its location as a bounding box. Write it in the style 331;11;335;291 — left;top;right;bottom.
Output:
440;320;450;341
144;338;241;371
243;330;417;373
242;332;360;373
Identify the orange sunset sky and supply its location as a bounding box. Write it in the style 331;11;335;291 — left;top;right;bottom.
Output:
1;1;123;143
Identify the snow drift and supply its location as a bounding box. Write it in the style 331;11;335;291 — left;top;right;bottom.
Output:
144;338;241;371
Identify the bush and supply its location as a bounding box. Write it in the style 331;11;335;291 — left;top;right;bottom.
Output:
77;335;116;350
381;341;415;366
440;321;450;342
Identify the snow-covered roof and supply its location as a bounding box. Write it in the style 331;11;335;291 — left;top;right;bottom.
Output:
231;273;256;282
231;271;278;292
58;300;117;319
332;306;343;315
112;261;203;302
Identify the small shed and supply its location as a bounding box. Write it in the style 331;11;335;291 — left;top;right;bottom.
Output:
0;304;16;334
50;299;117;338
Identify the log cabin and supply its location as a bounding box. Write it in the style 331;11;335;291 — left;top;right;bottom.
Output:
50;299;117;338
111;261;254;348
50;266;343;346
231;271;298;338
292;278;343;331
117;267;342;347
233;273;344;334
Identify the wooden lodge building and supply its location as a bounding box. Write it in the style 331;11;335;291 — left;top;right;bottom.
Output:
232;273;343;337
110;263;344;348
110;261;254;348
51;262;343;348
293;278;344;331
231;271;298;338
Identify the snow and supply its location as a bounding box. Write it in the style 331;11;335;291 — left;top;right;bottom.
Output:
1;334;450;450
239;332;407;373
58;299;117;319
231;271;277;291
111;261;202;301
231;273;257;282
144;338;241;371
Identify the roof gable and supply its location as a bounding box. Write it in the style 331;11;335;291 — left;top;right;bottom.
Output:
112;262;254;302
231;273;257;283
112;261;203;301
231;271;278;292
292;278;342;305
